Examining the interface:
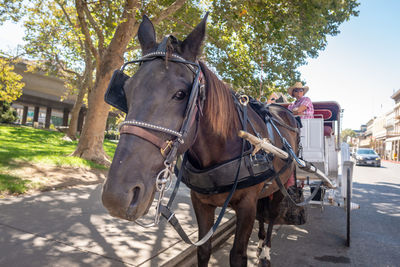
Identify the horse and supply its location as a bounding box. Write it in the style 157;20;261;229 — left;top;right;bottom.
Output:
102;14;300;267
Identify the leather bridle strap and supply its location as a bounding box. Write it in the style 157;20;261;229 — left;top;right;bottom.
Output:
120;125;173;157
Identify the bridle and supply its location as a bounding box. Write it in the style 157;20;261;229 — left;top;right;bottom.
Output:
119;51;204;159
117;51;205;227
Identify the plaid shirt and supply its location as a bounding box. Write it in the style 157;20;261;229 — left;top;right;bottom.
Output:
288;96;314;118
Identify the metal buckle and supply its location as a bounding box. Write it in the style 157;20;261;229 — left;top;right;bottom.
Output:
160;140;173;157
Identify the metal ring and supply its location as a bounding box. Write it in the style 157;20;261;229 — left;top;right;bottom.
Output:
155;168;172;191
239;95;249;106
259;96;267;103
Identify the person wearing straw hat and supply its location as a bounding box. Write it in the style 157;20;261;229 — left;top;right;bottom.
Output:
287;82;314;118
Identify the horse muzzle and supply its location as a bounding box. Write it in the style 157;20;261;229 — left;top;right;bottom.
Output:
102;179;155;221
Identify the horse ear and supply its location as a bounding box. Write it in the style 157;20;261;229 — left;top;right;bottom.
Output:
181;12;209;61
138;15;156;55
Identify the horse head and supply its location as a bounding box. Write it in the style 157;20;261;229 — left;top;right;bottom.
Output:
102;14;208;221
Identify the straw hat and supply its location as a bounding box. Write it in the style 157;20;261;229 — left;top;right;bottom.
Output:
287;82;309;96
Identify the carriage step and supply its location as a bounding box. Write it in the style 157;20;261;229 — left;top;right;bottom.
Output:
309;200;360;210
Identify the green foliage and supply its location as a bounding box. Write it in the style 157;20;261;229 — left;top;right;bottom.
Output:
0;57;24;102
6;0;359;100
205;0;360;96
341;128;357;142
0;101;18;123
23;1;89;93
0;0;23;24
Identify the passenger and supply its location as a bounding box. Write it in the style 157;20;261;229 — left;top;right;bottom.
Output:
287;82;314;118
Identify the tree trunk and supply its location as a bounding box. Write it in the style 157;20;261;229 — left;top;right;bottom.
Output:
71;0;187;165
66;58;93;140
66;85;87;140
71;66;115;165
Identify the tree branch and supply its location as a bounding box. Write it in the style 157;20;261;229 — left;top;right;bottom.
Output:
81;0;105;54
54;54;81;77
75;0;99;63
57;1;84;49
152;0;187;25
107;0;141;59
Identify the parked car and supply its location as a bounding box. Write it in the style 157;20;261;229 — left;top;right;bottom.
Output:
355;148;381;167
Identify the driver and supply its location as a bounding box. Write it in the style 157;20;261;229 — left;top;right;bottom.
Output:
287;82;314;118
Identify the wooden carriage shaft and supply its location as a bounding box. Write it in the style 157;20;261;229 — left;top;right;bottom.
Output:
238;130;336;189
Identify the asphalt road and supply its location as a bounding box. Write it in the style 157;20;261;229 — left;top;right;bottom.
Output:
211;160;400;266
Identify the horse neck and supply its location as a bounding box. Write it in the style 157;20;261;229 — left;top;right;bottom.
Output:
187;114;242;169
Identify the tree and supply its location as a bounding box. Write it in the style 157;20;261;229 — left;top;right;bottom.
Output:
341;128;356;143
0;101;18;123
205;0;359;96
0;57;24;103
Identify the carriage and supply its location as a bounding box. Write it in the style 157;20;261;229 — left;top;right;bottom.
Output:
290;102;360;242
242;100;360;246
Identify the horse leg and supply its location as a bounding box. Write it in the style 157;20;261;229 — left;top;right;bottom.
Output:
256;198;267;258
191;192;216;267
258;191;285;267
257;218;266;258
230;199;257;267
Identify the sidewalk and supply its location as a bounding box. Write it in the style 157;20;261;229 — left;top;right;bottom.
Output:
0;181;235;267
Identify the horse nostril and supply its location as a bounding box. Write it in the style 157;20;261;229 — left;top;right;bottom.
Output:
129;186;141;208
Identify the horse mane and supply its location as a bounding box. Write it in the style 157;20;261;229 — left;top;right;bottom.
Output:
198;61;240;140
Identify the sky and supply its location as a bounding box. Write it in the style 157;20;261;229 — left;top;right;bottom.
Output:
0;0;399;131
298;0;400;130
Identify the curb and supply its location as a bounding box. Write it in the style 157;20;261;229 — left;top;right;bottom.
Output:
382;159;400;164
162;216;237;267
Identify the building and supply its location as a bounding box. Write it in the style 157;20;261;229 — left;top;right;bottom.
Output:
359;118;374;148
9;60;86;131
384;89;400;161
371;114;386;157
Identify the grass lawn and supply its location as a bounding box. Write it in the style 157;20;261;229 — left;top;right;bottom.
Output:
0;124;117;194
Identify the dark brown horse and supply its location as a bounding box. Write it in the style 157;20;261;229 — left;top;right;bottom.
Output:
102;14;300;267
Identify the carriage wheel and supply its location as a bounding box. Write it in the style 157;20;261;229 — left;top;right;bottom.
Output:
346;167;351;247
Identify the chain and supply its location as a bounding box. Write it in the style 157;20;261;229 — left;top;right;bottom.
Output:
135;161;174;228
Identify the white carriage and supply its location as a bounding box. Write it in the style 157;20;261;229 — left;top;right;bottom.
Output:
295;101;360;245
240;101;360;246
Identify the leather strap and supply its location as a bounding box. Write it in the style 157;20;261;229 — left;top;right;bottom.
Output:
160;99;248;247
120;125;172;157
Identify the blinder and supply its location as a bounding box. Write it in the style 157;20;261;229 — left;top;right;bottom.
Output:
104;69;130;113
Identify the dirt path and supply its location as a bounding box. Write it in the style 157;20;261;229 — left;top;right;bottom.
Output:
2;163;108;198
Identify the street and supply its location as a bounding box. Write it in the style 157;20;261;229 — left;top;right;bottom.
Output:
211;161;400;266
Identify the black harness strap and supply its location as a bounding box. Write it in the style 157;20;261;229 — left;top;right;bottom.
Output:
160;101;249;246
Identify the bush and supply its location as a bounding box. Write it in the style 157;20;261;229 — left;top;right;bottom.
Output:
0;101;18;123
105;130;119;140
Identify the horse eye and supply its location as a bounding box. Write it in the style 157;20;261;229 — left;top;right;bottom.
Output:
173;90;187;100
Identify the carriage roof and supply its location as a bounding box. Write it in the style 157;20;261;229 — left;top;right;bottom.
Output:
279;101;341;122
